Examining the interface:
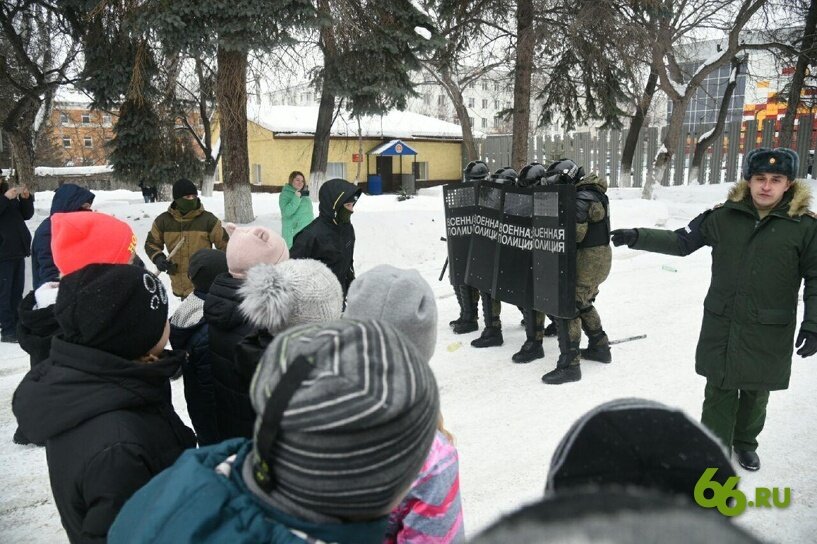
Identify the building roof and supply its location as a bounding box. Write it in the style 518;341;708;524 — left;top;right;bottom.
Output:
368;139;417;156
247;104;468;140
54;85;94;105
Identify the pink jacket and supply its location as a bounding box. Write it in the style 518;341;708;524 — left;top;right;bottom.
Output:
385;431;465;543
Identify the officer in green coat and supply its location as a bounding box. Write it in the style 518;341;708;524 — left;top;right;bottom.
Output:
279;171;315;248
611;147;817;471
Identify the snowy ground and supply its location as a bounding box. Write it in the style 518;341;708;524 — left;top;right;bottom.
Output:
2;183;816;543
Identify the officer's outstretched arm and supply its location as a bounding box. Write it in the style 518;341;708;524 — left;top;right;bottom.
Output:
612;210;712;256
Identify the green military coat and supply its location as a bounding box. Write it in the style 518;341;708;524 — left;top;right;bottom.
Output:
633;180;817;391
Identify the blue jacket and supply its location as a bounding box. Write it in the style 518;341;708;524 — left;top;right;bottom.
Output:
108;439;390;544
31;184;94;288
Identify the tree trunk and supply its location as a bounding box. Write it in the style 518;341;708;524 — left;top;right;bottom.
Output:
689;58;741;184
201;156;217;197
642;99;687;199
216;46;253;223
779;0;817;148
440;71;478;161
621;69;658;187
511;0;534;171
7;129;36;191
310;3;338;201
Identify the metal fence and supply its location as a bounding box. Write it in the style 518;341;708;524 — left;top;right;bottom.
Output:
476;116;817;187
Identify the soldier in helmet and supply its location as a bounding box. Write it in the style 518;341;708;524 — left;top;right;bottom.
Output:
541;159;612;384
449;161;490;334
468;166;518;349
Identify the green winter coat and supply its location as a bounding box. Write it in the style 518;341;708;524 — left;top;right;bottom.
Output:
633;180;817;391
279;183;314;248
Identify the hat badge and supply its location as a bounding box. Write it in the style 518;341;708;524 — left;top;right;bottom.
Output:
769;157;776;164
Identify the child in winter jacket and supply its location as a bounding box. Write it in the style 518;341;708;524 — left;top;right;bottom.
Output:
109;319;440;544
12;264;196;543
205;224;289;441
169;249;228;446
346;265;465;543
279;171;314;248
13;211;139;446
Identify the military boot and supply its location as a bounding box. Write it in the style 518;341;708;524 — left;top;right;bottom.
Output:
580;330;612;363
542;319;581;384
450;285;479;334
543;319;558;337
512;340;544;363
471;326;503;348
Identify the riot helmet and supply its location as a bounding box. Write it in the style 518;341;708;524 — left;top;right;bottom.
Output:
544;159;585;185
490;167;518;185
463;160;490;181
517;162;547;187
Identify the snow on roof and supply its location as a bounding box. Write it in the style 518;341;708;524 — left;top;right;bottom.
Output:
246;104;467;140
54;85;93;105
35;165;113;176
369;139;418;156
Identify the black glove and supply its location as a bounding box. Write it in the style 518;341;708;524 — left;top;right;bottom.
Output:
796;329;817;357
154;254;178;274
611;228;638;247
301;188;310;197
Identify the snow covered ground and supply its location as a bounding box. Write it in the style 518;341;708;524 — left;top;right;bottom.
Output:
2;182;816;543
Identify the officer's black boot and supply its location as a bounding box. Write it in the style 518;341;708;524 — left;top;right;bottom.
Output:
513;309;545;363
449;284;466;328
542;319;581;384
580;330;612;363
471;292;503;347
452;285;479;334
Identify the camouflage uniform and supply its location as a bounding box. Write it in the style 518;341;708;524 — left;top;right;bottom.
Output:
544;173;612;383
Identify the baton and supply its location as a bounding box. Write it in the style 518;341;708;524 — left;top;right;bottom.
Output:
438;236;448;281
608;334;647;346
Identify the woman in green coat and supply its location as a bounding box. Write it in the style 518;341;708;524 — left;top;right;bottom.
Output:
279;171;315;248
611;147;817;472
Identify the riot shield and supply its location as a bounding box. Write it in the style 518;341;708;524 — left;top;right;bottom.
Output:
531;184;577;318
494;185;534;307
464;181;504;294
443;182;478;286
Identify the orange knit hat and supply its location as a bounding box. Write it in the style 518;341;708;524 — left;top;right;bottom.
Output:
51;212;137;276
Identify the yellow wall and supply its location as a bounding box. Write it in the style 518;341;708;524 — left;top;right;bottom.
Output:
215;120;463;187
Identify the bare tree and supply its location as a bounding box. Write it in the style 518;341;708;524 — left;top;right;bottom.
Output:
511;0;534;170
779;0;817;148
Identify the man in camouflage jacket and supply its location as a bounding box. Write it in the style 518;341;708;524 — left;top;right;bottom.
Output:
611;147;817;471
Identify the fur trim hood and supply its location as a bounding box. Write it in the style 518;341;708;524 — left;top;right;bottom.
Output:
727;179;812;217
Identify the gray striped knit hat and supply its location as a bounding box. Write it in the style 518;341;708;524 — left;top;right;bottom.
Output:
249;319;440;518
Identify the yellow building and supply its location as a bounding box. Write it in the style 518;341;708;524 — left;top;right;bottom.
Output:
214;105;465;192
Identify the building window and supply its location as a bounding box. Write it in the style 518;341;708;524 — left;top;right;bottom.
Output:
413;161;429;180
481;118;487;128
438;95;446;106
494;82;500;92
102;114;112;125
60;112;69;125
83;137;93;148
423;93;431;105
327;162;347;179
482;81;488;91
252;163;262;184
482;99;488;109
494;100;500;109
468;97;475;108
469;116;475;127
81;113;91;124
62;137;72;148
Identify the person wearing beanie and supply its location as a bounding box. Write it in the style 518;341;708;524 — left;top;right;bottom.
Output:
209;259;344;441
145;177;228;298
204;224;290;441
290;178;362;296
0;179;34;344
611;147;817;472
169;249;229;446
12;211;140;446
12;264;195;543
109;319;440;544
346;266;464;544
31;183;95;289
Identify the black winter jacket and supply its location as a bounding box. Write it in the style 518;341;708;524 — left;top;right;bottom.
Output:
0;192;34;261
290;179;361;294
12;338;195;544
204;274;256;440
17;290;60;368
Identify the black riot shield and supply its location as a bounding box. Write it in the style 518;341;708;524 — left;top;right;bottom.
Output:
494;185;533;307
443;182;478;286
464;181;504;294
531;184;577;318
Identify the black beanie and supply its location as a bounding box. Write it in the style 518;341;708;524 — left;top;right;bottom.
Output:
173;178;198;200
55;264;169;360
188;249;228;293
